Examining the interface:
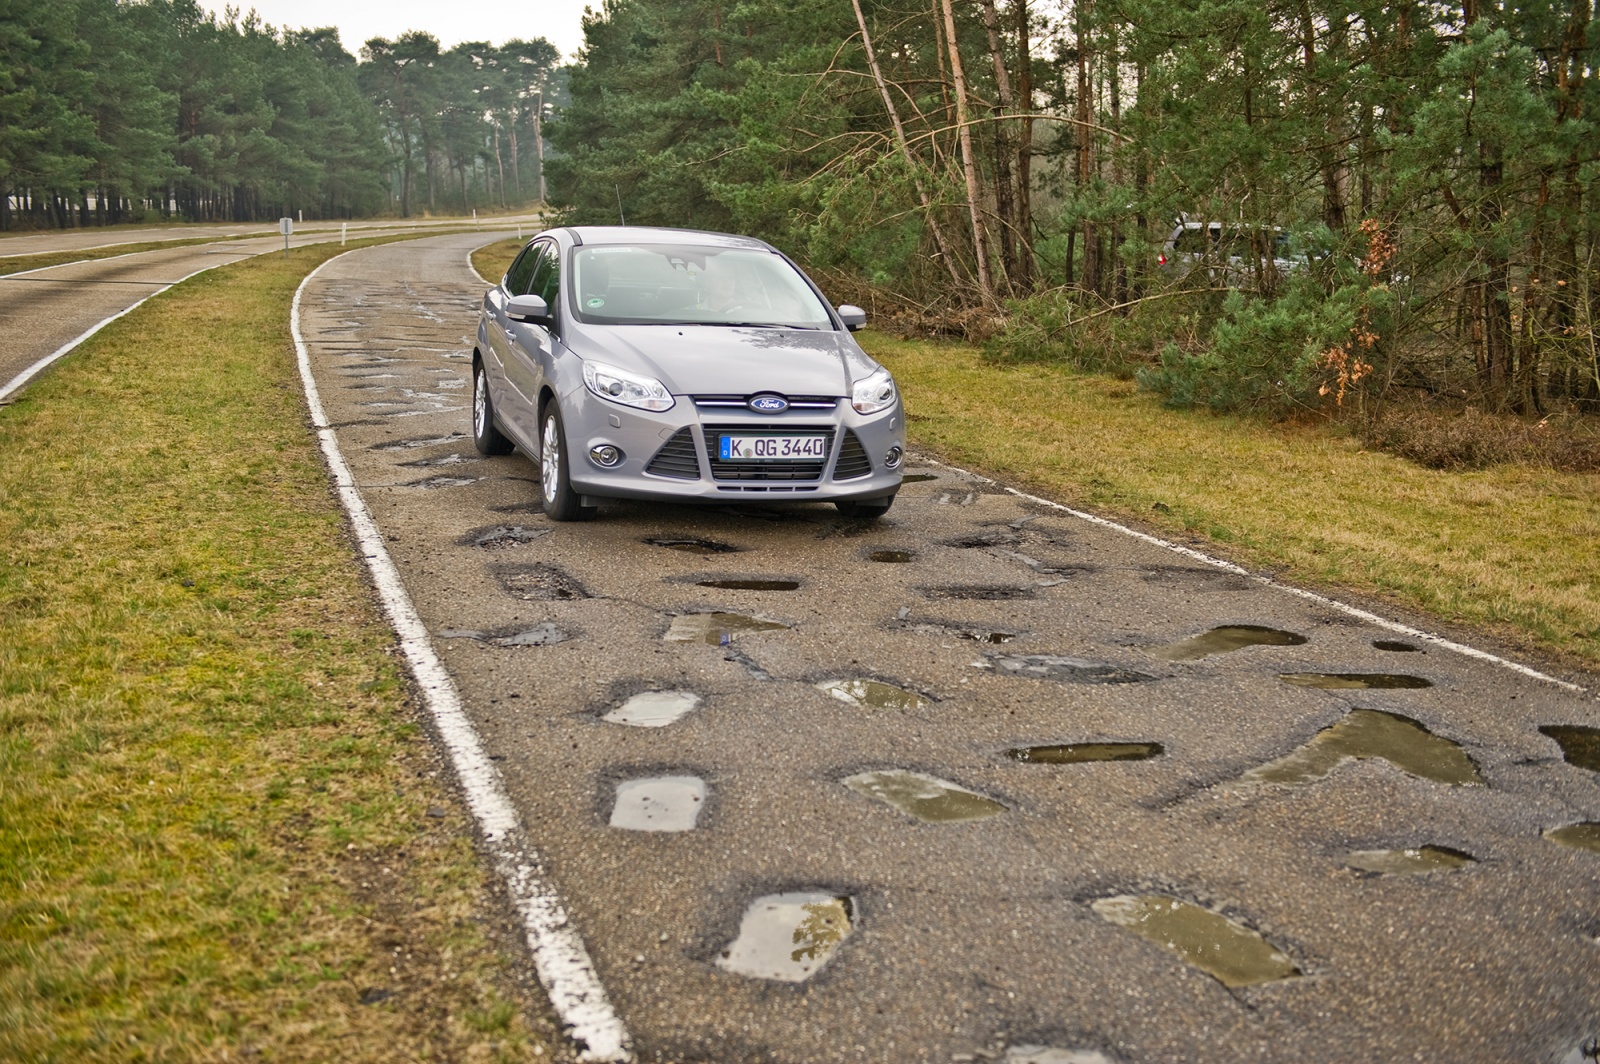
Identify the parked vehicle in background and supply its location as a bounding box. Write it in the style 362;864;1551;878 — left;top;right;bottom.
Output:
473;225;904;521
1158;220;1301;287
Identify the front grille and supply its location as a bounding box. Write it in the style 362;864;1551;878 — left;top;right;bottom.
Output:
833;430;872;480
703;424;834;481
645;428;701;479
692;394;840;411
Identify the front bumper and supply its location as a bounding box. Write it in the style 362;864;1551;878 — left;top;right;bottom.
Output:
563;386;904;504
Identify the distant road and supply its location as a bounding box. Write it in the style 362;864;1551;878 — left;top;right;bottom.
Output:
0;216;537;401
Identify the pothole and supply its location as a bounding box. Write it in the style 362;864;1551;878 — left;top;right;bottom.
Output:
717;893;853;982
466;525;549;548
1150;625;1308;661
1341;845;1475;874
1091;894;1300;987
664;611;789;644
375;432;468;450
988;655;1154;685
842;769;1007;823
1280;672;1433;689
647;536;741;555
943;531;1021;549
817;679;929;710
695;578;801;591
1241;709;1483;787
1544;823;1600;853
609;776;707;832
1540;725;1600;772
919;585;1037;601
497;564;590;601
900;473;938;483
602;691;702;728
1373;639;1421;652
1005;742;1163;764
1140;566;1255;591
402;453;478;468
407;475;482;489
868;548;916;563
488;623;569;647
899;618;1020;644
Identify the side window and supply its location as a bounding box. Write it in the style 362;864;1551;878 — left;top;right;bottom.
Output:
528;242;561;310
504;245;540;295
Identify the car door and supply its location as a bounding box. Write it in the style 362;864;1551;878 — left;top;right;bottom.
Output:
501;239;560;425
483;242;543;427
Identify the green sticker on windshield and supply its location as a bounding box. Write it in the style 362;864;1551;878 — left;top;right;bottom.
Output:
587;297;606;308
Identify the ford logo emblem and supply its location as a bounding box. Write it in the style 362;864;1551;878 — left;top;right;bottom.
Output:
748;394;789;414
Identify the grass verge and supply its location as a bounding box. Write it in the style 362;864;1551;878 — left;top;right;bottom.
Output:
0;239;562;1060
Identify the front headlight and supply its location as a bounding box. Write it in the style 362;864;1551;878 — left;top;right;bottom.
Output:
851;367;896;414
582;360;674;412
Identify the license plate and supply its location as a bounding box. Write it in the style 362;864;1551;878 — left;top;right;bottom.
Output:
718;435;828;461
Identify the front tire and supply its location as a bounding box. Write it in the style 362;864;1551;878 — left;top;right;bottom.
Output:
835;494;895;520
472;359;514;456
540;403;597;521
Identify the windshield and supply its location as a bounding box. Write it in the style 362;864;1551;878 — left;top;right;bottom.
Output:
571;244;834;328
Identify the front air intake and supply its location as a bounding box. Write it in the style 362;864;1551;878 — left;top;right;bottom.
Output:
645;428;700;479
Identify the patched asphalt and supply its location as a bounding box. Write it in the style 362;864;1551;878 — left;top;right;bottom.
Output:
300;232;1600;1064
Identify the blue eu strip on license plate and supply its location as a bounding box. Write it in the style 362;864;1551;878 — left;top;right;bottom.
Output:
719;435;827;460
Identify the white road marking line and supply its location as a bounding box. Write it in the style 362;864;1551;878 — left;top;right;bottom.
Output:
911;452;1589;696
292;248;633;1063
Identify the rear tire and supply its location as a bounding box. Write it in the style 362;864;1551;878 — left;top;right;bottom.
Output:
472;359;514;456
835;494;895;520
540;403;597;522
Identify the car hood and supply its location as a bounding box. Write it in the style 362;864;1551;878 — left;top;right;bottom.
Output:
571;324;881;396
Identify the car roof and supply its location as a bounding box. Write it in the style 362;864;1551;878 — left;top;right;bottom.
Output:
560;225;775;252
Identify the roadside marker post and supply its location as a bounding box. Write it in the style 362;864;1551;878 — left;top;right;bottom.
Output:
341;222;347;246
279;216;293;256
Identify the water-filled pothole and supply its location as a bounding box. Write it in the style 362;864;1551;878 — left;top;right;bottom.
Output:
1544;822;1600;853
466;525;549;548
989;655;1154;685
868;548;916;563
1004;1047;1115;1064
1373;639;1421;652
1242;709;1482;786
610;776;707;832
696;578;801;591
1280;672;1433;689
1091;894;1300;987
1342;845;1475;874
665;611;789;644
842;769;1007;823
498;564;589;601
1151;625;1308;661
817;679;929;710
901;619;1019;644
1540;725;1600;772
647;536;740;555
1005;742;1163;764
717;893;853;982
602;691;701;727
488;623;569;647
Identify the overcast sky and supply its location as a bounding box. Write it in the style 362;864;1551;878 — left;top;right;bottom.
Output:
206;0;593;62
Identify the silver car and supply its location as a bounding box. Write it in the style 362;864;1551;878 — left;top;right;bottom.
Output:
473;226;905;520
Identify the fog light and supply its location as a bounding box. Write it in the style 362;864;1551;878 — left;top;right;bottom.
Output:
884;446;903;469
589;444;623;467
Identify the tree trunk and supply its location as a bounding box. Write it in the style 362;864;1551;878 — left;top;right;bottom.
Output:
938;0;998;309
1014;0;1035;290
1075;0;1098;296
978;0;1017;288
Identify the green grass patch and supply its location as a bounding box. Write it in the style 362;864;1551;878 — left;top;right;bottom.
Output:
0;239;557;1060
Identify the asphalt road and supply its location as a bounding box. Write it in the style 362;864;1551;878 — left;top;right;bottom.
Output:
297;232;1600;1064
0;214;536;258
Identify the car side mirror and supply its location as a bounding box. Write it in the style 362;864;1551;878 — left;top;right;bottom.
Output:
507;293;553;325
837;304;867;332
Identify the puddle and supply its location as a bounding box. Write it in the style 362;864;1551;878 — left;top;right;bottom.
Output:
488;624;568;647
1280;672;1433;689
646;536;740;555
468;525;549;548
989;655;1154;685
1342;845;1475;874
696;578;800;591
1540;725;1600;773
920;585;1036;601
498;564;589;601
1242;709;1483;787
1091;894;1300;988
665;611;789;644
375;432;468;450
1545;823;1600;854
842;769;1007;823
868;548;916;563
717;892;853;982
1150;625;1308;661
817;678;929;710
609;776;706;832
1006;742;1163;764
1004;1048;1115;1064
900;473;938;483
602;690;702;727
1373;639;1421;652
407;475;481;489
